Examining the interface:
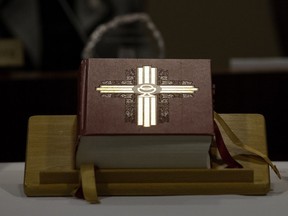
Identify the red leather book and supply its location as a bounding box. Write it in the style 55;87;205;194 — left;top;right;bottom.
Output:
76;58;214;168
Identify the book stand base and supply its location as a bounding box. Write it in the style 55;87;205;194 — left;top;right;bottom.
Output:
24;114;270;197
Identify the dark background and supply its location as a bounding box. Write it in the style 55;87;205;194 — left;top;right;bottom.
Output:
1;0;288;161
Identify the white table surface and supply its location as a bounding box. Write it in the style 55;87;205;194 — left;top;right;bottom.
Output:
0;162;288;216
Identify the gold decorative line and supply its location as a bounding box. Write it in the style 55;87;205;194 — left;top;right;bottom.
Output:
160;91;197;93
150;95;157;126
96;85;134;93
137;67;143;84
97;90;134;93
144;97;151;127
160;86;198;89
97;85;135;88
150;67;157;84
160;86;198;88
137;96;144;126
144;66;150;84
160;86;198;93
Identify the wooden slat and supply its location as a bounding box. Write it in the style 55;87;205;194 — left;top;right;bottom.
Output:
39;168;253;184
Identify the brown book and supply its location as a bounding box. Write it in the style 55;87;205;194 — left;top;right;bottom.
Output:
76;59;214;169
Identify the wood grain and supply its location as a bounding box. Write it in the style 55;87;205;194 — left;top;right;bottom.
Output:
24;114;270;196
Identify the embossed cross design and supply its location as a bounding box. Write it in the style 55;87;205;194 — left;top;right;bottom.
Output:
96;66;198;127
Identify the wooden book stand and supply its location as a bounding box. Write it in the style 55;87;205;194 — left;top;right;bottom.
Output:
24;114;270;197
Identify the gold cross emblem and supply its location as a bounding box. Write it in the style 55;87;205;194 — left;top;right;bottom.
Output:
96;66;198;127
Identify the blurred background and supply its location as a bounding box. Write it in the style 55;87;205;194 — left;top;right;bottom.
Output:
0;0;288;161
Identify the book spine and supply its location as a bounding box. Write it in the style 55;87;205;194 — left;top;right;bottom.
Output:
77;59;89;139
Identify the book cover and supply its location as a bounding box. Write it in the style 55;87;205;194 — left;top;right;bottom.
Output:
77;58;214;168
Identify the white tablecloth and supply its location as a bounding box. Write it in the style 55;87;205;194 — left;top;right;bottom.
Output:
0;162;288;216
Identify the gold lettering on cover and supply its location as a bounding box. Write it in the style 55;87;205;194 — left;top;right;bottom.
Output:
96;66;198;127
